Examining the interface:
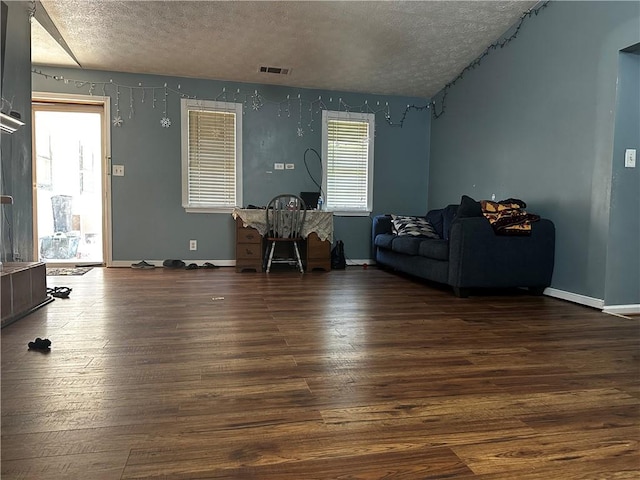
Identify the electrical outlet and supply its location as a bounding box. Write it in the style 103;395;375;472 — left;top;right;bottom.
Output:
625;148;636;168
285;163;295;170
274;163;284;170
112;165;125;176
189;240;197;251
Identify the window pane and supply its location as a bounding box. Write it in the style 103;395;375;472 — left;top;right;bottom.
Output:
323;112;374;212
182;100;242;211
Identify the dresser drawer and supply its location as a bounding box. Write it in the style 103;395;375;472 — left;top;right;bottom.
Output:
237;227;261;243
235;218;262;243
236;243;263;260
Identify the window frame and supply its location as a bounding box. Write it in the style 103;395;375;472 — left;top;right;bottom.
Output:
181;99;243;213
321;110;375;216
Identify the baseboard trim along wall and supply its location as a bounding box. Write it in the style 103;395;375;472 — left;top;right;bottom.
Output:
602;304;640;315
110;260;236;268
543;288;605;310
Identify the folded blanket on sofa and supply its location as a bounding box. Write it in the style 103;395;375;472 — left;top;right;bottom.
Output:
480;198;540;235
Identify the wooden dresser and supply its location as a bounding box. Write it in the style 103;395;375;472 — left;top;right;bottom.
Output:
233;209;333;272
235;217;263;272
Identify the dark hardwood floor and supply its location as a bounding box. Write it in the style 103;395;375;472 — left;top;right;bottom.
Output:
1;267;638;479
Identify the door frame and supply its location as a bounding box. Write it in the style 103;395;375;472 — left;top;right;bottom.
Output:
31;92;113;266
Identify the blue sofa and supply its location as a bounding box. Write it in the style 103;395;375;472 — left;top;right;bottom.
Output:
372;201;555;297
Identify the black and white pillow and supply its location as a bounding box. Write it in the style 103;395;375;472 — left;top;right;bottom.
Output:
391;215;440;238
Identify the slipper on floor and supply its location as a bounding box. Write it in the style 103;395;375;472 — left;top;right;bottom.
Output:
185;263;199;270
202;262;219;269
131;260;155;269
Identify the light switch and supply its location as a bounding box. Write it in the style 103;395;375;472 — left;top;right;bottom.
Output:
285;163;295;170
624;149;636;168
112;165;125;176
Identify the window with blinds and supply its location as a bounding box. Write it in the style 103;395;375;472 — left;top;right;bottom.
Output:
322;110;375;214
181;99;242;212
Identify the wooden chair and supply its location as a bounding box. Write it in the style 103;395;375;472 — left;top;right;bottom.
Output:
265;194;307;273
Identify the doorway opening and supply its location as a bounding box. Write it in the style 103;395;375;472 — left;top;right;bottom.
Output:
32;94;111;266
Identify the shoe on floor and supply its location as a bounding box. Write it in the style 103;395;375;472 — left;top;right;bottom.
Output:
185;263;199;270
28;337;51;350
131;260;155;269
202;262;219;269
49;286;72;298
162;259;186;269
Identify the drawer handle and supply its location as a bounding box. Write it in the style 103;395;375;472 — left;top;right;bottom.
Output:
245;248;254;255
246;234;255;240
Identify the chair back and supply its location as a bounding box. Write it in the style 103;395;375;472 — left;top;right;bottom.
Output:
266;194;307;239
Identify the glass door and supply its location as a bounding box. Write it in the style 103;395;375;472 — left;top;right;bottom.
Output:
32;103;105;265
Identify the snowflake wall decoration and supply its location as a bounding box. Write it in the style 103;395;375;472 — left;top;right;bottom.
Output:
160;117;171;128
297;127;304;137
112;115;123;127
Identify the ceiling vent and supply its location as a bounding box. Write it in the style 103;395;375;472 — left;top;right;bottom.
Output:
259;66;290;75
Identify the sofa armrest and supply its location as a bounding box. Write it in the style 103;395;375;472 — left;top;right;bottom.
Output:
448;217;555;288
372;215;393;255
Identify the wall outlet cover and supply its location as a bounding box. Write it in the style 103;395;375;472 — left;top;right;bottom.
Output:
274;163;284;170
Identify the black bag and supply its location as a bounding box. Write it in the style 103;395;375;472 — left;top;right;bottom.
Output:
331;240;346;270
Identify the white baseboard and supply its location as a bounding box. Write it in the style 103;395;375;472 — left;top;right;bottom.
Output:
346;258;376;266
602;304;640;315
110;260;236;268
543;288;604;310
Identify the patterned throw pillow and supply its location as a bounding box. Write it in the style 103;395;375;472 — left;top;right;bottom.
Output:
391;215;440;238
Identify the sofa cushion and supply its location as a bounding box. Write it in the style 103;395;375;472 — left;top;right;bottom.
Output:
391;236;423;255
374;233;395;249
442;204;460;240
391;215;439;238
418;239;449;261
457;195;483;218
425;209;444;238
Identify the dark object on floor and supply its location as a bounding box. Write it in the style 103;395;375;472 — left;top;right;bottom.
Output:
28;337;51;351
47;286;72;298
331;240;346;269
162;259;186;269
185;263;198;270
202;262;219;269
131;260;155;269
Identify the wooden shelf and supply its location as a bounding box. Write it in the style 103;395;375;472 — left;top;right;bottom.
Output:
1;262;51;328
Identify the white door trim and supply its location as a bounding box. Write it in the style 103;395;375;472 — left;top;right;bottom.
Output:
31;92;113;266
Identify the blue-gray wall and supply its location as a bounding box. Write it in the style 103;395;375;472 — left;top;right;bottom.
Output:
1;1;33;262
606;50;640;306
32;69;430;262
429;1;640;305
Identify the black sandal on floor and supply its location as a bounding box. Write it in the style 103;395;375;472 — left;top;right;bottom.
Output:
49;286;72;298
202;262;219;269
185;263;199;270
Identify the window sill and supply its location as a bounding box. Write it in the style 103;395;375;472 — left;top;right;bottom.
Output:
329;210;371;217
184;207;235;214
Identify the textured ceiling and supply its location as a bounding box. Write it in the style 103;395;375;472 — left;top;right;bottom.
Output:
32;0;540;99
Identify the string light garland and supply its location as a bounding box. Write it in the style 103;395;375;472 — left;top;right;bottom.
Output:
32;68;413;132
429;0;551;120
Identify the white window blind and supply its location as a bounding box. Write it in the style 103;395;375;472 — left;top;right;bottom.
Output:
322;110;374;214
181;99;242;212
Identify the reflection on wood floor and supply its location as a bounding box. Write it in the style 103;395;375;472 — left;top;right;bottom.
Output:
1;267;638;479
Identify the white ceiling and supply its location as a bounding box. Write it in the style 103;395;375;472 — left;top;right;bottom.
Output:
32;0;540;99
